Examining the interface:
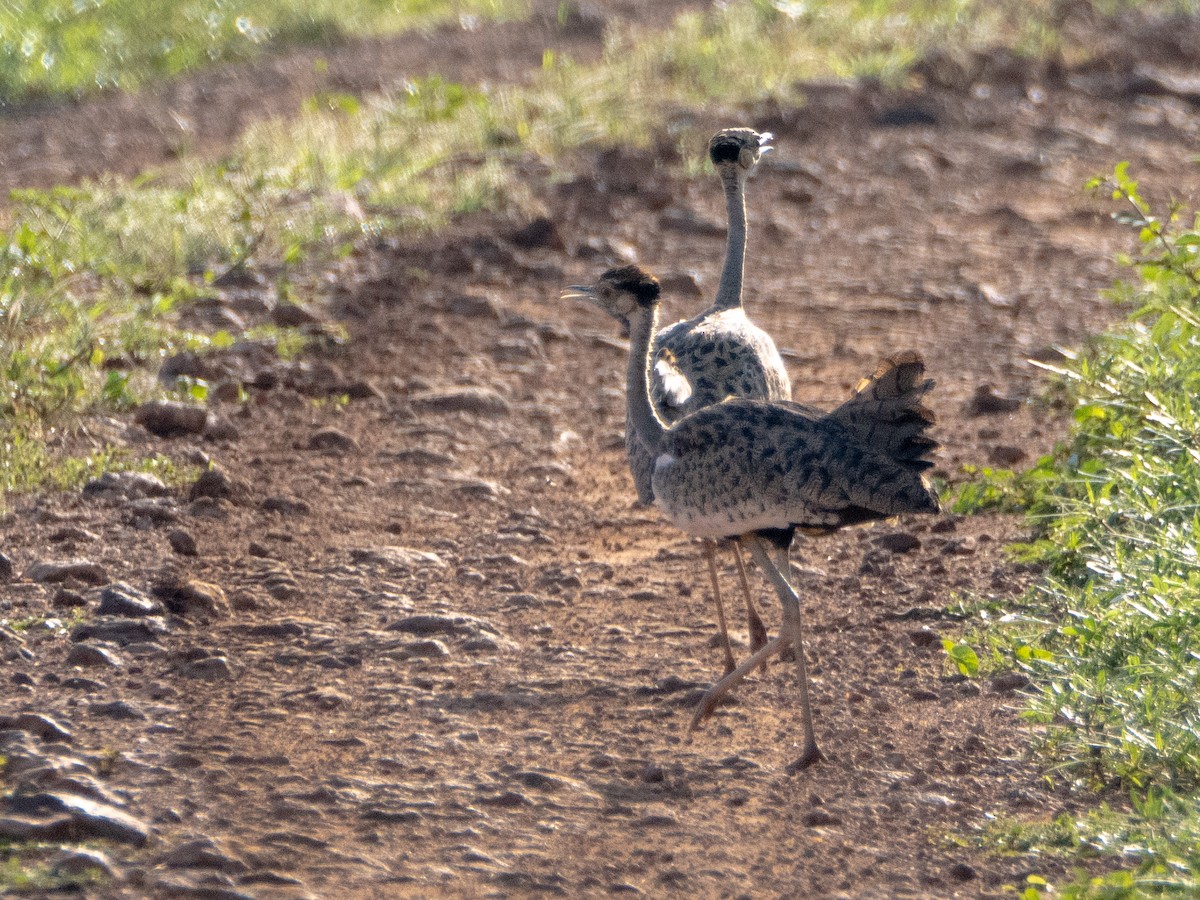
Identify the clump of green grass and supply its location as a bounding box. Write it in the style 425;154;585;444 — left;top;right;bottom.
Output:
0;0;526;104
949;165;1200;895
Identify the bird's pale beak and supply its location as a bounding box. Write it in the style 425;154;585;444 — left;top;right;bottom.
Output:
560;285;597;302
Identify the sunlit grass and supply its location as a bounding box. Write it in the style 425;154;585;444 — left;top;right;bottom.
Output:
0;0;526;104
0;0;1166;500
945;165;1200;896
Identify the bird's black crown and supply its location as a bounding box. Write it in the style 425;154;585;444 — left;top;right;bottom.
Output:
709;136;743;165
602;265;660;306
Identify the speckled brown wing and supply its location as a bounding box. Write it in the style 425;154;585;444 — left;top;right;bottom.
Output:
651;399;939;540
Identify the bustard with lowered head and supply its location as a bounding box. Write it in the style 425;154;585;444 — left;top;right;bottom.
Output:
565;265;939;770
601;128;790;674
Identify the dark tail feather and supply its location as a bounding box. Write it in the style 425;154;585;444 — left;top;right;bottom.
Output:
830;351;938;472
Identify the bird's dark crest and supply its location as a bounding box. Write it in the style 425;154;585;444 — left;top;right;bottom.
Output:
709;135;744;165
602;265;660;306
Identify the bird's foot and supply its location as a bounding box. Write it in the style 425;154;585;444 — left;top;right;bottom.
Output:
785;743;825;774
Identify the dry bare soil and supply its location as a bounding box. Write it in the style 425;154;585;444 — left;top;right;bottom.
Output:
5;5;1200;898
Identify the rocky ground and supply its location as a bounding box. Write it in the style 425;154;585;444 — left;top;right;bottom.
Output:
5;4;1200;898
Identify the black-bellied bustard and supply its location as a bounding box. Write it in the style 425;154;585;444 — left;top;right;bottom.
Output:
563;265;939;770
589;128;790;674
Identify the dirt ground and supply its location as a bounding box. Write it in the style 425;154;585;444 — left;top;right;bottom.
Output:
6;4;1200;898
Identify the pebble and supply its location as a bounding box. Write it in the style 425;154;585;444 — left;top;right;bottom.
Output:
180;657;234;680
168;529;199;556
241;621;306;640
509;216;565;250
151;576;230;618
872;532;922;554
52;588;88;608
125;497;180;524
350;546;446;570
387;613;498;638
965;384;1022;415
387;447;460;469
98;582;164;618
83;471;171;499
28;559;109;585
90;700;147;721
803;808;842;827
261;495;311;516
5;792;149;846
71;616;169;645
396;639;450;659
308;428;360;454
990;672;1032;693
164;837;247;873
135;400;210;437
409;387;511;417
446;293;501;319
948;862;978;881
188;467;239;502
0;713;72;743
49;847;117;878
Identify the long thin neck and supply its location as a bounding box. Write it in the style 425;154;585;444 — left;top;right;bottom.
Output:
713;168;748;312
625;304;666;452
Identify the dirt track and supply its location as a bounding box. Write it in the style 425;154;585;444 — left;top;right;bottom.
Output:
5;5;1200;898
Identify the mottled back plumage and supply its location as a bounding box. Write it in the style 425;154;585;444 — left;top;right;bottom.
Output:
622;127;788;504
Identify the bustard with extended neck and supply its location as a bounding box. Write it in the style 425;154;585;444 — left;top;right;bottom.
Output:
605;128;791;674
565;265;940;770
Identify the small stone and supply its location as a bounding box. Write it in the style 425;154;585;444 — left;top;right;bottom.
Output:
188;467;238;502
168;530;198;556
180;657;233;680
0;713;72;743
71;616;168;646
164;837;247;873
90;700;146;721
478;791;530;808
97;582;163;618
386;613;496;638
350;546;446;570
271;301;322;327
345;379;385;401
150;577;230;618
909;689;940;702
446;293;501;318
409;387;510;417
308;428;360;454
83;471;171;499
135;400;210;437
66;644;122;669
989;445;1028;467
7;793;149;846
948;862;977;881
49;847;117;878
966;384;1022;415
261;496;311;516
802;809;842;827
872;532;922;554
400;639;450;659
990;672;1032;693
908;628;940;648
388;448;459;469
27;560;109;585
510;217;564;250
242;622;306;639
52;588;88;609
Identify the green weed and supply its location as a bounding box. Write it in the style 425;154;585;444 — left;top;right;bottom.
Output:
0;0;526;104
951;165;1200;892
